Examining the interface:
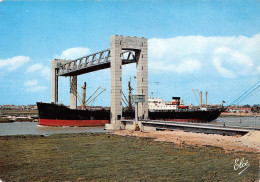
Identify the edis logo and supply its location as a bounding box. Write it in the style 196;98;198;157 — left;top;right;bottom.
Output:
234;157;250;175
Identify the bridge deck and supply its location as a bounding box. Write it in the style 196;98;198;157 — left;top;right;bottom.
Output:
57;49;137;76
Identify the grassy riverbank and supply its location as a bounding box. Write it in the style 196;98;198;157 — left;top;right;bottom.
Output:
0;133;259;181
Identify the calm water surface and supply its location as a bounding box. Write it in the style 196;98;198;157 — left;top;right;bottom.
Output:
0;116;259;136
213;116;260;128
0;122;108;136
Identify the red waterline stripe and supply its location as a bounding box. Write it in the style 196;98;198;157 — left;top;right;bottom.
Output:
39;119;109;127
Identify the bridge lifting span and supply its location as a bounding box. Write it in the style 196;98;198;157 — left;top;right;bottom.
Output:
56;49;138;76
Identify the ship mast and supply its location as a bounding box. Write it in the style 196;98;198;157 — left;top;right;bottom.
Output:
81;82;86;110
128;77;134;110
205;91;208;108
192;88;200;106
199;91;202;108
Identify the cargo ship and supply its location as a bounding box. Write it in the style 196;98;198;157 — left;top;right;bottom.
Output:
37;102;110;127
37;80;221;127
37;81;134;127
147;97;221;122
37;97;221;126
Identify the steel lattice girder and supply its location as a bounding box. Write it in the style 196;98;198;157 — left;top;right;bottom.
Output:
56;49;138;76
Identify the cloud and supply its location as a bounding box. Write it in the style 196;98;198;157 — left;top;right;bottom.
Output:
213;47;253;78
213;57;234;78
24;79;47;93
26;63;51;80
41;66;51;79
26;63;42;73
24;80;38;87
24;63;50;93
149;59;201;73
257;66;260;73
148;33;260;77
57;47;91;60
26;86;47;93
0;56;30;71
176;59;201;73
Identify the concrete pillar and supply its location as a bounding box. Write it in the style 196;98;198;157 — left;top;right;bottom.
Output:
105;35;148;130
51;59;68;104
70;76;77;109
137;39;148;119
109;36;123;130
51;60;58;103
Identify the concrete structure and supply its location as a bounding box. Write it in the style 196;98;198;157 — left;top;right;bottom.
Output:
51;59;68;104
121;120;259;136
51;59;77;109
107;36;148;130
51;36;148;130
70;76;77;109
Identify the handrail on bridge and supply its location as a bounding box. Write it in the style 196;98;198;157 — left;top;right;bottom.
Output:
56;49;137;76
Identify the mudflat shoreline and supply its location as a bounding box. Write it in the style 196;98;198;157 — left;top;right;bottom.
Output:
115;130;260;153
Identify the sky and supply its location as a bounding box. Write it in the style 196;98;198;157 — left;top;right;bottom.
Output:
0;0;259;106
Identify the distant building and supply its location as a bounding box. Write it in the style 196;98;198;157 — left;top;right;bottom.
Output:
0;104;37;110
27;105;37;110
226;107;251;113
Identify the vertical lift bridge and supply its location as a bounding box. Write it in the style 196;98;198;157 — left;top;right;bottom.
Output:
51;36;148;130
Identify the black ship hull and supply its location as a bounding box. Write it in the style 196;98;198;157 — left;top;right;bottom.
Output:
148;110;222;122
37;102;110;126
37;102;221;126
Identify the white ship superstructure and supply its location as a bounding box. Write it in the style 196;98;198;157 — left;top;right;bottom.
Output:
148;97;189;111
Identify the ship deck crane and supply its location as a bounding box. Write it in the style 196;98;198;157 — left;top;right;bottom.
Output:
85;86;101;105
192;89;208;107
122;92;129;107
128;77;134;110
192;88;200;106
71;81;106;109
86;88;106;106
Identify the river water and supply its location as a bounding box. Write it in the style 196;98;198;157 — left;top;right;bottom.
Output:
213;116;260;128
0;116;259;136
0;122;107;136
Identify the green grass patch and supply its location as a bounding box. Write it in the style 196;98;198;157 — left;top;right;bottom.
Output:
0;133;259;181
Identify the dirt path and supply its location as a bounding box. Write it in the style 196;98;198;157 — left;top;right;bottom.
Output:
114;130;260;153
